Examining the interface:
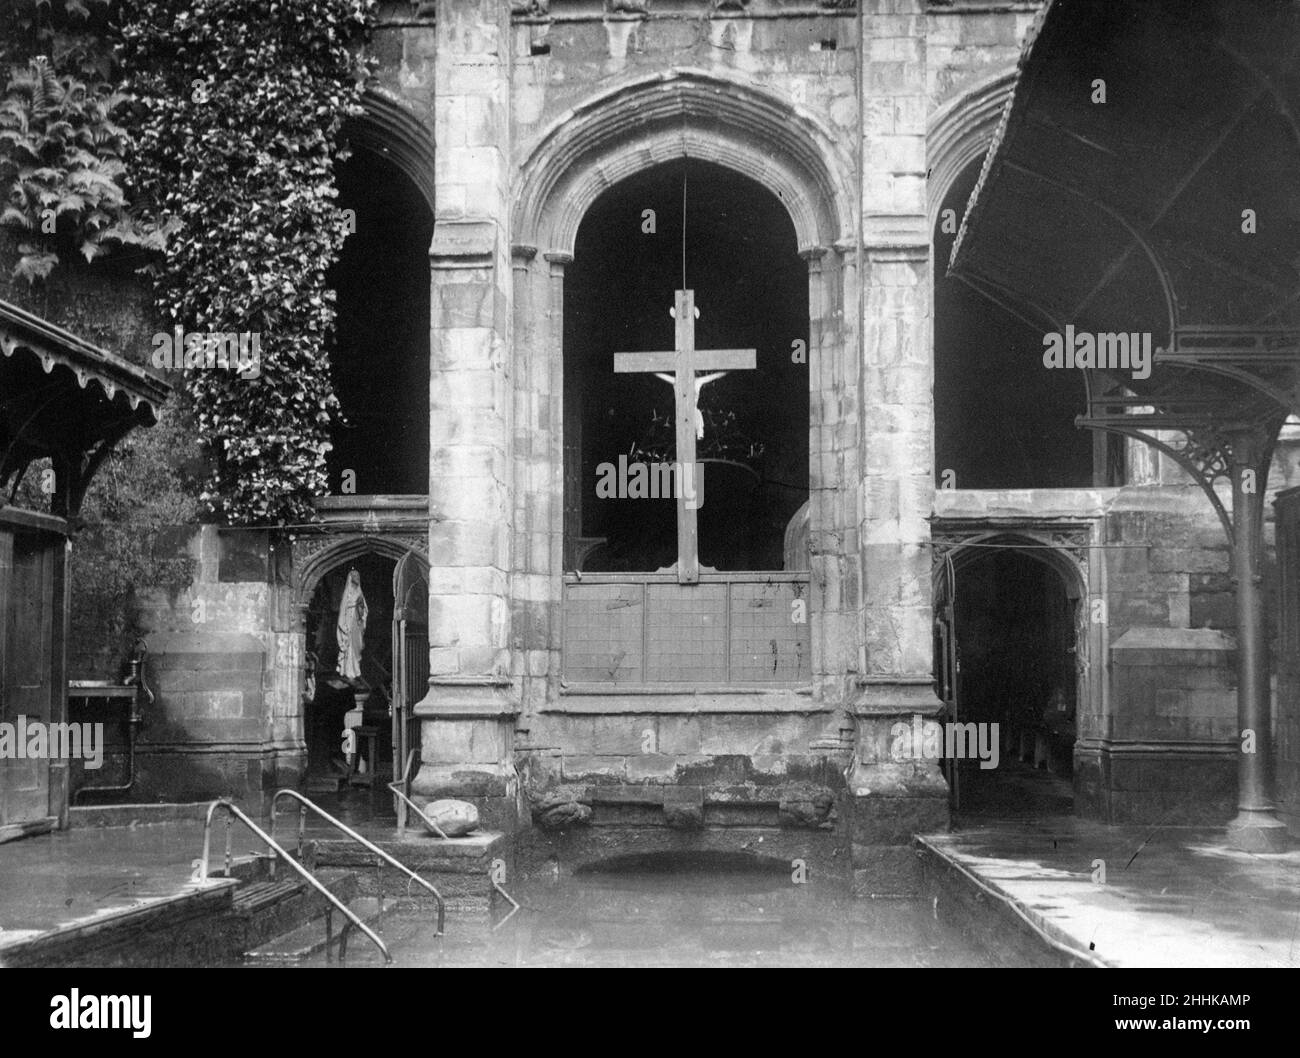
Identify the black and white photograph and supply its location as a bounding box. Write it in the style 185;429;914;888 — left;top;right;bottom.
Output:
0;0;1296;1013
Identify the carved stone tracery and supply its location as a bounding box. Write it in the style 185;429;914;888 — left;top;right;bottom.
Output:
290;531;430;604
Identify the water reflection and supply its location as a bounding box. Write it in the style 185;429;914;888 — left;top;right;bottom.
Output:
357;869;993;968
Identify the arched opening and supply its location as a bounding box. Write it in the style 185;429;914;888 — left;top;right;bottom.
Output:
302;551;397;793
327;146;433;496
564;158;809;573
933;157;1096;488
517;75;849;691
942;542;1082;818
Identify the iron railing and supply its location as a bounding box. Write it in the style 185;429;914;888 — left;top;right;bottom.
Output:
389;751;519;932
270;788;445;937
199;798;390;964
388;750;447;838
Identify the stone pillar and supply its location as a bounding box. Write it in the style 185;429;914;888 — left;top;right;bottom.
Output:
543;252;569;683
848;0;948;892
807;245;862;708
1225;425;1288;851
412;0;521;831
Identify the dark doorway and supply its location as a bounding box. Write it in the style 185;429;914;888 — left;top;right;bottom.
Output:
303;553;396;788
328;148;432;496
949;547;1079;817
933;159;1096;489
564;159;809;572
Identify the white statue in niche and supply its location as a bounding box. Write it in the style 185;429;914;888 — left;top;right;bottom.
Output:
335;569;368;681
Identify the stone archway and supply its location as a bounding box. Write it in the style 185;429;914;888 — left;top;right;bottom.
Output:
927;70;1017;233
931;526;1100;812
294;533;429;610
512;69;853;256
509;69;859;710
285;533;431;782
344;88;437;216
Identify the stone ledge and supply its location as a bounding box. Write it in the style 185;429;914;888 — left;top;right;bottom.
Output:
1076;738;1236;757
1110;626;1234;653
69;802;216;828
548;687;823;714
932;488;1114;519
310;830;506;873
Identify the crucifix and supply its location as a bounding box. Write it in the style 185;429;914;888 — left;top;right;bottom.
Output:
614;288;756;584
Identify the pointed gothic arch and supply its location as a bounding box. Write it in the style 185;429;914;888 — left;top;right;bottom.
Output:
294;534;430;608
930;526;1102;807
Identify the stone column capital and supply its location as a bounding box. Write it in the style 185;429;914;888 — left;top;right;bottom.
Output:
543;251;572;277
429;218;498;268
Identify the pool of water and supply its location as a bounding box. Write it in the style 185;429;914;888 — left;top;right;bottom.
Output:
328;869;995;968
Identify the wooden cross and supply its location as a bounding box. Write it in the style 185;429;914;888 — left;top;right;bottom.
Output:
614;289;756;584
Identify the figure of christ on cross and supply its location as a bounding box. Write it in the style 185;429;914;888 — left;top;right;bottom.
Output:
613;289;756;584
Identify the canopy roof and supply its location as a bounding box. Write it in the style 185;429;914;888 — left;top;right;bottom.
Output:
954;0;1300;332
951;0;1300;427
0;298;169;520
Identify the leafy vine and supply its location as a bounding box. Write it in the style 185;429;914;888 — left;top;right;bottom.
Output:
120;0;374;525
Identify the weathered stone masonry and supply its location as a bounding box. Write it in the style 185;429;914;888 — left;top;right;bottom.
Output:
22;1;1299;880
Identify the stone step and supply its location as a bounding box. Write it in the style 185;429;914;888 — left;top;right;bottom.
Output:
309;830;510;901
309;829;507;872
242;897;390;963
289;899;504;967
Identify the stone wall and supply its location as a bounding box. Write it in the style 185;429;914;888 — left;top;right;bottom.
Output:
926;1;1039;110
127;527;302;807
1077;482;1285;825
0;234;161;366
21;0;1300;865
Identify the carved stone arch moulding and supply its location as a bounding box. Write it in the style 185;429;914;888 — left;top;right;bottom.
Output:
292;532;430;605
929;526;1092;600
512;69;854;258
927;70;1018;233
343;88;437;217
929;524;1098;692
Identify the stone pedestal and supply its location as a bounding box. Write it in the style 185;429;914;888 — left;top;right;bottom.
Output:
412;681;522;831
847;679;949;895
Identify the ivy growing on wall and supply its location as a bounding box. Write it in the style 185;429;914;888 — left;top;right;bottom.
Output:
0;1;147;283
121;0;374;525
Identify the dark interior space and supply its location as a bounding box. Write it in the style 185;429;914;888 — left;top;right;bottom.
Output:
328;148;432;496
949;547;1078;815
934;160;1095;489
565;158;809;572
303;553;395;781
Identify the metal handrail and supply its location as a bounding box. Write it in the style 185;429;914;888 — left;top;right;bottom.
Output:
388;750;449;839
491;879;520;932
379;748;512;930
270;788;445;937
199;799;390;964
386;753;516;930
